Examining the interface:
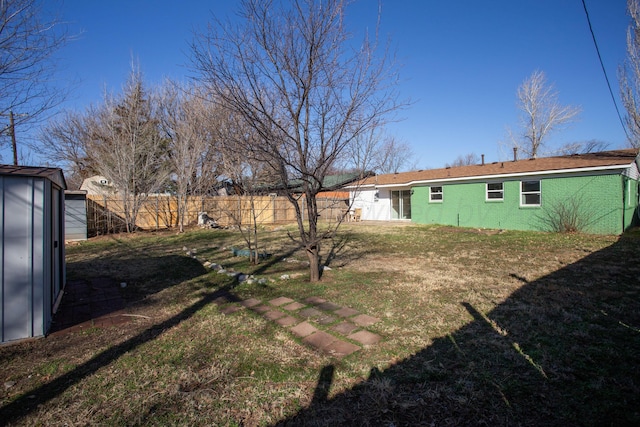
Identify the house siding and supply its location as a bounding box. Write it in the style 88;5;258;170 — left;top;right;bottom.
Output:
411;173;630;234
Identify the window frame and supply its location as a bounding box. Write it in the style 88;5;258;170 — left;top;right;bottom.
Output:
486;182;504;201
429;186;443;203
520;180;541;207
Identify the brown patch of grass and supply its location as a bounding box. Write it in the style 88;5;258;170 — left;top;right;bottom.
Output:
1;224;639;425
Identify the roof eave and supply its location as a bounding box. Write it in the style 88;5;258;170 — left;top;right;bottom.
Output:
346;163;633;189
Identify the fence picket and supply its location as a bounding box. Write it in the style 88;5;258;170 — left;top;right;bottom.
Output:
86;194;349;236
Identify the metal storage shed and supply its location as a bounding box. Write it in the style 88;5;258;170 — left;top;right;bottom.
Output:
0;165;66;344
65;191;87;241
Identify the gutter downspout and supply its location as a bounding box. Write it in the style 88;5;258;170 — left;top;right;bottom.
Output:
622;175;627;234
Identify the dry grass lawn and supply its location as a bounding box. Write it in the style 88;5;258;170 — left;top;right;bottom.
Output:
1;223;639;426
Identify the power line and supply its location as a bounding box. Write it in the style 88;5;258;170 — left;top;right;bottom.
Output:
581;0;630;141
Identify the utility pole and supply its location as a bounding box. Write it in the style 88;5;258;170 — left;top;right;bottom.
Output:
9;111;17;166
2;111;28;166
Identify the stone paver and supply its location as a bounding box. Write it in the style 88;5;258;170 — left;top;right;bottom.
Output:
291;321;318;337
227;295;383;357
270;297;294;306
220;305;243;315
317;301;342;311
333;321;359;335
240;298;261;308
304;296;326;305
283;302;305;311
348;330;382;345
263;310;286;321
303;331;337;349
335;307;359;317
314;315;336;325
213;296;231;306
351;314;380;327
325;340;360;357
251;304;271;314
299;307;323;318
275;316;299;327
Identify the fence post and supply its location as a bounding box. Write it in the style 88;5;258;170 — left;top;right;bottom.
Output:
156;196;159;230
104;195;109;234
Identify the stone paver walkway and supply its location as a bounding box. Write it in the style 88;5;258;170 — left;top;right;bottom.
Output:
218;295;382;357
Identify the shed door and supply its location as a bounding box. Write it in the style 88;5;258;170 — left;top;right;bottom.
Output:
52;187;62;303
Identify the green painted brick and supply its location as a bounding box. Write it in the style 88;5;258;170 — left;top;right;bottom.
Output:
411;173;639;234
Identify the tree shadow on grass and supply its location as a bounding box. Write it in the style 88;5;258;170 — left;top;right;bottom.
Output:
277;234;640;426
0;279;239;425
49;255;209;335
0;244;295;425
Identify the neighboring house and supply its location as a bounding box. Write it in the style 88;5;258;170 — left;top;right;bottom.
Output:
348;149;640;235
80;175;118;196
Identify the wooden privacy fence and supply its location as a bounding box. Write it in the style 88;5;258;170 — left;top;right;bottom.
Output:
86;194;350;236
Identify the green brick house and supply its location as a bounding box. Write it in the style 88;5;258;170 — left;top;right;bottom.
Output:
348;149;640;234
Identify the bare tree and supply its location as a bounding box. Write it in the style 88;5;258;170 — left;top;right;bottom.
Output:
191;0;404;281
508;70;581;158
157;81;216;232
213;106;275;265
39;109;95;185
445;153;479;168
554;139;609;156
342;130;414;175
377;136;415;174
620;0;640;148
0;0;70;163
87;67;170;232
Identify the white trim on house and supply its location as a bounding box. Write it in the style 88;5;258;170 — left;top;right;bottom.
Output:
486;182;504;201
520;180;541;207
429;186;443;203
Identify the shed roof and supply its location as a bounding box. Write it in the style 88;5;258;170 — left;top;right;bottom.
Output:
0;165;67;190
353;149;639;188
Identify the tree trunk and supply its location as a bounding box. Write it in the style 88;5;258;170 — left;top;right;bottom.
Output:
306;244;321;282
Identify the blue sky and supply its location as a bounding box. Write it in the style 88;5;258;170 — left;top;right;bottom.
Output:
8;0;630;169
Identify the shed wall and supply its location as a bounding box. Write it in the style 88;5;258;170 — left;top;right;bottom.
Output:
65;193;87;241
0;176;48;342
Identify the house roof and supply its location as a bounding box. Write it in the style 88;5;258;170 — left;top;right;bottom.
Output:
352;149;639;188
267;171;374;193
0;165;67;189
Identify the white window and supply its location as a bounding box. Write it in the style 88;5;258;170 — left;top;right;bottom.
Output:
430;186;443;202
521;180;541;206
486;182;504;201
